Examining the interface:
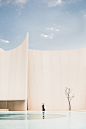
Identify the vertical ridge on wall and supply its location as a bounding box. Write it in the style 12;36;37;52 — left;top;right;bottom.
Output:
41;51;44;106
59;51;61;110
15;46;22;100
50;51;52;111
32;50;39;110
20;40;24;100
52;51;61;110
25;33;29;111
28;50;33;110
7;51;12;100
50;51;53;111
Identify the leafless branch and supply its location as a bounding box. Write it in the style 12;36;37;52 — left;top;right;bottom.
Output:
65;87;74;110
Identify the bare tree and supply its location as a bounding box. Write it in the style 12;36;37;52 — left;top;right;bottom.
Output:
65;87;74;110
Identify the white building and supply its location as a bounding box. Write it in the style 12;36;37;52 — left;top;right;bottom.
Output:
0;33;86;111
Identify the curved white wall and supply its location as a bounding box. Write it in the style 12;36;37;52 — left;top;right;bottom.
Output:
0;34;86;111
28;49;86;111
0;33;28;107
0;48;4;52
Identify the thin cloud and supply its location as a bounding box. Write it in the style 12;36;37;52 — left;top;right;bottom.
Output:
43;0;82;7
48;0;63;7
6;0;28;5
41;33;54;39
84;15;86;17
46;27;54;31
49;36;53;38
55;29;60;31
0;0;29;9
46;27;60;32
66;0;82;4
0;39;9;43
41;34;49;38
15;0;27;4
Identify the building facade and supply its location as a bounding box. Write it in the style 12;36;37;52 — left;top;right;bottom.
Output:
0;33;28;111
0;33;86;111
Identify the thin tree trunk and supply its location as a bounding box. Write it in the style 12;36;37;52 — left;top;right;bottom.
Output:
69;101;71;110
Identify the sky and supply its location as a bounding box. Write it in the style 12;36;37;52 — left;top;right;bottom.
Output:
0;0;86;51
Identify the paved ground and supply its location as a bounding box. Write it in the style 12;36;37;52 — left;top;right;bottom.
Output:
0;111;86;129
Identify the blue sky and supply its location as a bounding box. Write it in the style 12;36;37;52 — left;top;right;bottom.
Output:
0;0;86;51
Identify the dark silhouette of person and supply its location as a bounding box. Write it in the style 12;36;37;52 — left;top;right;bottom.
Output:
42;103;45;119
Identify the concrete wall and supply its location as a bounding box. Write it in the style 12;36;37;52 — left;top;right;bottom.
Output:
0;33;28;111
28;49;86;111
0;34;86;111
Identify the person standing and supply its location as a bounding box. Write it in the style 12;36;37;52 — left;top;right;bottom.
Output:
42;103;45;118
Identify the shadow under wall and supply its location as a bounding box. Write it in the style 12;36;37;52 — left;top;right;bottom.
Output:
0;100;25;111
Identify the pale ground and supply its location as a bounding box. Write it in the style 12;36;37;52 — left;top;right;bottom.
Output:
0;111;86;129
